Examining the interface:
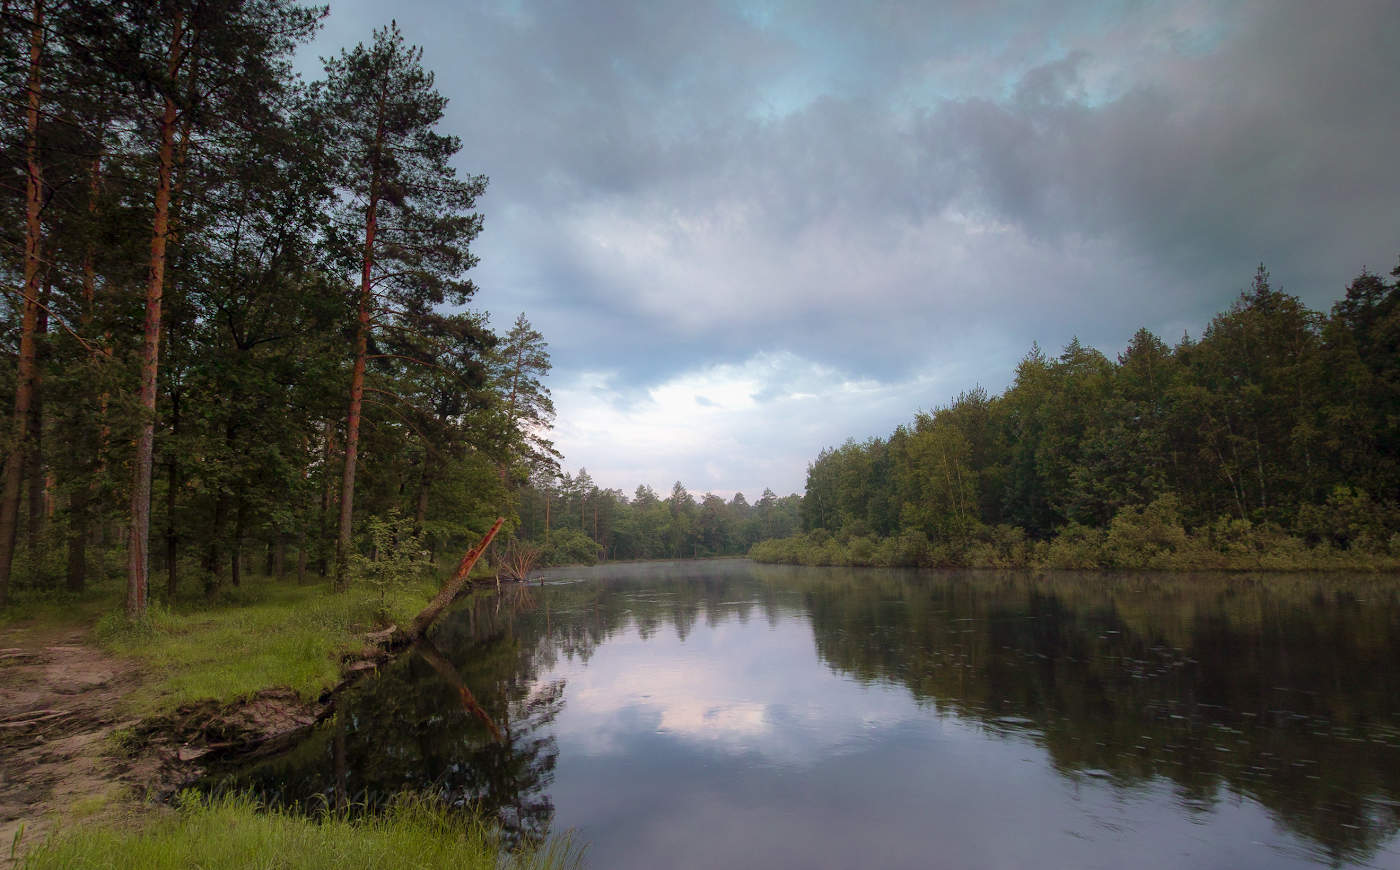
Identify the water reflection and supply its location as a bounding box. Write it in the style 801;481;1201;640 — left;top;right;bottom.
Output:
207;561;1400;868
209;591;563;842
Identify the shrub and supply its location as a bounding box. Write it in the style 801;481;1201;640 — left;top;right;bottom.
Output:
1043;523;1105;569
539;528;600;566
352;510;430;612
1104;496;1188;567
1296;486;1398;552
965;524;1031;568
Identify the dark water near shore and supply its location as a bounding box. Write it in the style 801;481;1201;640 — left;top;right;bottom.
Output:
208;561;1400;868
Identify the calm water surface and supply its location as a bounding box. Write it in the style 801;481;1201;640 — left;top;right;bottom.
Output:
211;561;1400;869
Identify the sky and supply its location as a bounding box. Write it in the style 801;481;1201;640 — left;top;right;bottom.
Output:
297;0;1400;499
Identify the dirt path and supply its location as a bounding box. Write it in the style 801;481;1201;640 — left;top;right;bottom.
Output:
0;621;144;867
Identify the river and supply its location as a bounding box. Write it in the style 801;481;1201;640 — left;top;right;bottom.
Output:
207;560;1400;869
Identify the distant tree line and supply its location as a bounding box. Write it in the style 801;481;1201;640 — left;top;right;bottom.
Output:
513;473;801;565
0;2;555;612
754;263;1400;569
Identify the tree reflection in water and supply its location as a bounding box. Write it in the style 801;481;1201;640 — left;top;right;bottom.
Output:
206;591;563;844
206;562;1400;865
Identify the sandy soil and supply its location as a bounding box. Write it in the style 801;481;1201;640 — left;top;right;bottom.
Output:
0;621;145;867
0;613;409;866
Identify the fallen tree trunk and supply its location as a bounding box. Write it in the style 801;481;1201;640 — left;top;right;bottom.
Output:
397;517;503;643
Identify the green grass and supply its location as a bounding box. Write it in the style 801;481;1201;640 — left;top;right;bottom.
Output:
20;792;583;870
0;582;120;631
95;574;442;714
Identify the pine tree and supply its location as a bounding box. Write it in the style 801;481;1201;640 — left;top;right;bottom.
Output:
319;22;487;590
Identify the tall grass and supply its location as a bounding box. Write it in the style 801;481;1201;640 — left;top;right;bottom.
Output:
95;574;443;714
21;792;584;870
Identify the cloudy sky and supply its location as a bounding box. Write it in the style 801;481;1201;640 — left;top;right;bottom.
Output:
300;0;1399;499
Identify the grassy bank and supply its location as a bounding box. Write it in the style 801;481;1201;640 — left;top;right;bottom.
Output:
20;792;581;870
3;568;578;869
94;574;443;715
3;557;502;716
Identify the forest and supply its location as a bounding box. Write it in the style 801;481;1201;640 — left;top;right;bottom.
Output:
513;476;801;566
753;264;1400;570
0;1;562;615
3;0;1398;629
6;2;1399;868
0;0;800;620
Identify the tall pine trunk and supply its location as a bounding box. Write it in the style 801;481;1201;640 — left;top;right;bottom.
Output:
230;498;245;587
127;11;184;617
25;283;48;566
415;453;434;563
0;0;46;608
318;420;335;577
66;152;104;595
204;492;227;597
414;453;432;536
333;100;385;592
65;482;89;593
165;389;181;600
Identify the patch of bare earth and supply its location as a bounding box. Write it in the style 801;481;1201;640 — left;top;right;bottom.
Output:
0;622;381;866
0;622;144;866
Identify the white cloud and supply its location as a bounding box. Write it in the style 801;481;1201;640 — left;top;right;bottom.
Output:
552;609;934;763
302;0;1400;496
550;351;950;496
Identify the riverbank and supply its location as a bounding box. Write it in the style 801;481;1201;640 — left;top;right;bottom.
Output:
749;516;1400;572
0;574;571;869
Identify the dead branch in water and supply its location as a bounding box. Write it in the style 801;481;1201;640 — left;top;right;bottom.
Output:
396;517;503;644
496;538;541;582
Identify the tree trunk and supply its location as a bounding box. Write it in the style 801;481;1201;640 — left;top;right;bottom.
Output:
165;390;181;600
25;281;49;570
318;421;335;577
400;517;503;643
65;480;88;593
296;529;307;583
204;493;227;598
334;98;386;592
127;11;184;618
334;232;372;591
65;151;105;596
230;498;246;587
414;454;432;538
0;0;46;608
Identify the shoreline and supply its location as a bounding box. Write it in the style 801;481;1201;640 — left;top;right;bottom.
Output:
0;574;501;867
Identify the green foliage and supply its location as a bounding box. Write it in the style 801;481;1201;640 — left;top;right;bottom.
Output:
772;262;1400;570
963;524;1031;568
539;528;600;567
1296;486;1399;552
0;9;540;617
512;469;801;563
751;510;1400;573
20;791;581;870
1102;495;1189;566
1042;523;1106;569
351;510;430;610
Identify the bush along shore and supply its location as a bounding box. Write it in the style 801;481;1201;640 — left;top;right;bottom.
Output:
750;494;1400;572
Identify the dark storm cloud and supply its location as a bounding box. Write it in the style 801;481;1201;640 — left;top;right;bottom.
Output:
302;0;1400;494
